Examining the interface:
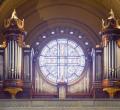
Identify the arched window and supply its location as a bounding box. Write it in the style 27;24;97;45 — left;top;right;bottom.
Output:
39;39;85;84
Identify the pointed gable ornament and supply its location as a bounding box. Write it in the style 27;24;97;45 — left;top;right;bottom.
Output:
11;9;18;19
108;9;115;19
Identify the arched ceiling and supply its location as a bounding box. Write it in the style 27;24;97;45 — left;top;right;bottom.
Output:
0;0;120;47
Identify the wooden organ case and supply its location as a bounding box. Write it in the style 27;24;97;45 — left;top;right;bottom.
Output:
0;10;32;99
91;46;103;98
101;10;120;98
92;9;120;98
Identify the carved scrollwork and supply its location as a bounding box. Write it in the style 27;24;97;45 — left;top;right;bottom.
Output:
117;39;120;48
17;35;24;47
101;9;120;29
16;19;24;29
4;19;10;28
0;41;7;48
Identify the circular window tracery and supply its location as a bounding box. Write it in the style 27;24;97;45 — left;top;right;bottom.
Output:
39;38;85;84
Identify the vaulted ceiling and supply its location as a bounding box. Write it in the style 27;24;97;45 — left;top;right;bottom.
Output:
0;0;120;47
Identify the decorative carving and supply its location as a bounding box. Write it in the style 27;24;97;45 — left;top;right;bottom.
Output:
17;35;30;48
103;87;120;98
102;9;120;29
16;19;24;29
108;9;115;20
102;19;106;29
4;9;24;29
11;9;18;19
0;41;7;48
4;19;10;28
102;35;109;47
117;39;120;47
102;79;110;88
4;87;23;99
17;35;24;47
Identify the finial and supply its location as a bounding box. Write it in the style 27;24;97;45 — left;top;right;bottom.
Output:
102;19;105;29
108;9;115;19
11;9;18;19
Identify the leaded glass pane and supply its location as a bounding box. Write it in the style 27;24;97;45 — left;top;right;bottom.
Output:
39;39;85;84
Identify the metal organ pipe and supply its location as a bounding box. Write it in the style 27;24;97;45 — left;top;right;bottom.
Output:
15;41;17;79
117;44;118;78
104;43;107;78
112;41;114;78
19;46;21;78
9;41;12;79
105;42;108;79
117;44;120;78
17;44;20;79
5;46;8;79
12;40;14;79
7;42;9;79
104;46;106;78
106;45;108;77
115;42;117;78
17;45;22;79
17;44;18;78
111;41;113;78
106;44;108;78
17;42;19;79
108;41;110;78
8;41;10;78
112;41;115;78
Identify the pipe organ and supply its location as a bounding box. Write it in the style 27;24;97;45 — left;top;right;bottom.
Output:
0;10;32;98
101;9;120;98
1;9;120;99
92;9;120;98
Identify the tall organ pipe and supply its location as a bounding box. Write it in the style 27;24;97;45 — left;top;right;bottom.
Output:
15;41;17;79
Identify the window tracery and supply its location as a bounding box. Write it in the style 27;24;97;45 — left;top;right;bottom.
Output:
39;39;86;84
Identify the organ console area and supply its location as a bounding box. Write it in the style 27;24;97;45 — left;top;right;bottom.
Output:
0;9;120;99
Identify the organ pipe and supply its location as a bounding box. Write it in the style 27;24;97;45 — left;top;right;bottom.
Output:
0;50;4;80
15;41;17;79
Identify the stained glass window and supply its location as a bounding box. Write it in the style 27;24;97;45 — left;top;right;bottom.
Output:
39;39;85;84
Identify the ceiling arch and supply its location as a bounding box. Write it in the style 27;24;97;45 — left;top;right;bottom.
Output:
27;18;99;47
0;0;120;47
